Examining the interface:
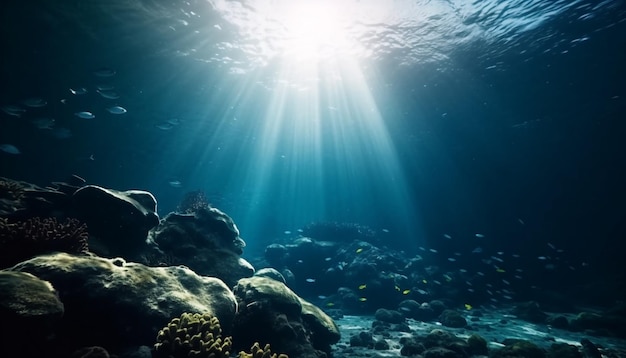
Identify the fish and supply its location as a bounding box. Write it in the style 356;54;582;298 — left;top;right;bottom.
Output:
402;289;411;295
429;248;438;253
168;180;182;188
96;84;115;91
325;302;335;307
443;234;452;239
155;122;174;130
93;67;116;77
472;247;483;254
447;258;456;262
1;105;25;117
358;284;367;290
475;233;485;238
355;248;363;254
358;297;367;302
0;144;20;154
464;303;472;310
305;278;316;283
495;267;506;273
32;118;55;129
69;87;88;95
106;106;127;114
283;231;291;235
97;90;120;99
51;127;72;139
75;111;95;119
21;97;47;107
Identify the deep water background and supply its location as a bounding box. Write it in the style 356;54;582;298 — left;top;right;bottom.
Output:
1;0;625;302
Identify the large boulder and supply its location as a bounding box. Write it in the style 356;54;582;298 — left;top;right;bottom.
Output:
72;185;159;258
146;207;253;287
7;252;237;353
0;271;64;357
232;276;340;358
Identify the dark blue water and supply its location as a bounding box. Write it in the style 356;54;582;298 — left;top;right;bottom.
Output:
1;0;625;298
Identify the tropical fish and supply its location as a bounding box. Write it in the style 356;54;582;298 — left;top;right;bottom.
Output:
1;105;25;117
75;111;95;119
443;234;452;239
464;304;472;310
358;284;367;290
93;67;116;77
32;118;55;129
475;233;485;238
21;97;47;107
358;297;367;302
402;289;411;295
155;122;174;130
305;278;316;283
168;180;182;188
51;127;72;139
106;106;127;114
0;144;20;154
96;84;115;91
97;90;120;99
355;248;363;254
69;87;88;95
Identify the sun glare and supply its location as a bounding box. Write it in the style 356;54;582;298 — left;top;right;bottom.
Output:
279;1;347;61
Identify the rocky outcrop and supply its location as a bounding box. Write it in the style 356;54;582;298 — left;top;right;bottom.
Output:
146;207;253;287
7;252;237;352
232;276;340;358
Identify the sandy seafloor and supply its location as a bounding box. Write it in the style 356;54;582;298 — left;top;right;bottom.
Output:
331;308;626;357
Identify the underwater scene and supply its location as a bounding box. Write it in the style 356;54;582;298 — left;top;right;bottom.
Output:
1;0;625;357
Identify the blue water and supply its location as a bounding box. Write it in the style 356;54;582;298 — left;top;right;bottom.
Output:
1;0;625;294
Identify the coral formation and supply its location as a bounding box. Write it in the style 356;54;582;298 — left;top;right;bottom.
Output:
0;217;88;268
0;177;25;200
238;342;288;358
177;190;211;213
154;312;233;358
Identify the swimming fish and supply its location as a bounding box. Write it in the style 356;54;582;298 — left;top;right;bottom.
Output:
69;87;88;95
93;67;116;77
106;106;127;114
97;90;120;99
1;105;25;117
0;144;20;154
75;111;95;119
21;97;47;107
358;284;367;290
355;248;363;254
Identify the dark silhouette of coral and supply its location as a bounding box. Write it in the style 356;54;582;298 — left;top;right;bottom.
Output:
177;190;211;214
0;217;89;268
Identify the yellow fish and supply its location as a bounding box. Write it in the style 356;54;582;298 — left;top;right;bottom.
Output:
402;289;411;295
326;302;335;307
356;248;363;254
359;297;367;302
464;303;472;310
422;279;428;284
496;268;506;273
358;284;367;290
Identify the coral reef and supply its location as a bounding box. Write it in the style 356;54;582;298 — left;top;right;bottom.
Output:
177;190;211;214
146;207;253;287
238;342;288;358
154;312;232;358
8;252;237;352
0;216;88;268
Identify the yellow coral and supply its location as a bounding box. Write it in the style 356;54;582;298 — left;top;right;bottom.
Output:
154;313;232;358
238;342;288;358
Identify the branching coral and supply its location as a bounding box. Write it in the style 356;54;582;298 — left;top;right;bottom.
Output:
0;177;25;200
238;343;289;358
154;313;233;358
177;191;210;214
0;217;89;268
